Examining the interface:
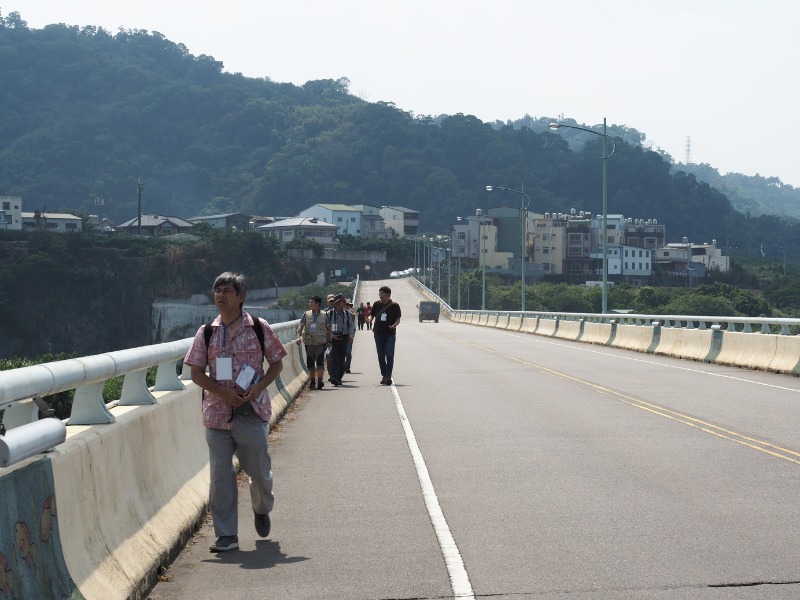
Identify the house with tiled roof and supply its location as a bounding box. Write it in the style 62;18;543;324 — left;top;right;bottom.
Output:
188;212;251;230
256;217;339;249
116;214;195;237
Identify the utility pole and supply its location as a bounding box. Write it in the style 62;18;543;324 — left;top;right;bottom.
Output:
137;177;144;236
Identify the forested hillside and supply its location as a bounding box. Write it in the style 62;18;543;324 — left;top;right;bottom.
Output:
1;11;799;259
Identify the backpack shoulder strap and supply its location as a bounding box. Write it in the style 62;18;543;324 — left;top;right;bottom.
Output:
252;316;266;357
205;318;266;357
203;322;214;349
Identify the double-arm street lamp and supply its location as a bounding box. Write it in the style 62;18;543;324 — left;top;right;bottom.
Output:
549;118;616;314
486;183;531;312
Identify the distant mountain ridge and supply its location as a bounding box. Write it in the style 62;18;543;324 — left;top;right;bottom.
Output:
671;164;799;222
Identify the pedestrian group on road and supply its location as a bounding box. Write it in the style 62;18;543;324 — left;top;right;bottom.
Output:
184;273;402;554
296;285;401;387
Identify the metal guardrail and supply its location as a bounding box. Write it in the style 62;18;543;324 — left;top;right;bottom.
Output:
0;271;366;429
0;321;300;430
409;277;800;335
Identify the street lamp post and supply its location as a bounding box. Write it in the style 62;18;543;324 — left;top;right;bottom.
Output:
486;183;531;312
414;237;419;279
549;119;616;314
480;216;487;310
457;213;488;310
456;256;462;310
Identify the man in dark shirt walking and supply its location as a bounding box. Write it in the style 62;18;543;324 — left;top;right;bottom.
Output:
371;285;401;385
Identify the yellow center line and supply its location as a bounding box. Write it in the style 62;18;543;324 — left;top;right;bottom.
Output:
445;332;800;466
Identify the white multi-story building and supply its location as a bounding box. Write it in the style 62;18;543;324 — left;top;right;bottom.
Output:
621;245;653;277
0;196;23;230
451;211;513;270
349;204;389;238
380;206;419;238
299;204;363;237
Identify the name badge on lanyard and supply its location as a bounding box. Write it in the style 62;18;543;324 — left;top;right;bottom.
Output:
216;356;233;380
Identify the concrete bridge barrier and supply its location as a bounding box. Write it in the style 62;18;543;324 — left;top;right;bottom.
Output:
768;336;800;375
536;318;559;337
0;329;304;600
507;315;523;331
520;316;539;334
715;331;778;371
610;323;655;352
654;327;714;361
52;385;208;600
581;322;613;345
554;320;582;341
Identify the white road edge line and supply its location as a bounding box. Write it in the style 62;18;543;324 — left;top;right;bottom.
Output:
391;384;475;599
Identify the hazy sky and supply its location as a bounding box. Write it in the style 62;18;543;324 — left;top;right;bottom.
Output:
4;0;799;187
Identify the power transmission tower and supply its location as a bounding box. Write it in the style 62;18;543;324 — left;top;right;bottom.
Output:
684;136;692;164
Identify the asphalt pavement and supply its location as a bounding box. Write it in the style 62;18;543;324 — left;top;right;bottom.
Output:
149;279;800;600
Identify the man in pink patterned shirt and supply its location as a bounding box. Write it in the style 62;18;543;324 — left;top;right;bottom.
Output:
184;272;287;552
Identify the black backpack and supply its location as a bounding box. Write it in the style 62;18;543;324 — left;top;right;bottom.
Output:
203;318;266;357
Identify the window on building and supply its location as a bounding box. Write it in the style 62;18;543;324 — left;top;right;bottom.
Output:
337;217;342;222
1;202;9;210
542;247;550;255
65;223;77;230
625;262;629;270
351;217;356;222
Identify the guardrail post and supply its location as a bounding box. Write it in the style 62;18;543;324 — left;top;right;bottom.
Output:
153;361;185;392
68;382;115;425
0;398;39;429
119;369;156;406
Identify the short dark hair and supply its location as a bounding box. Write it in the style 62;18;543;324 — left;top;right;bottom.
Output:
379;286;391;295
309;295;322;307
213;272;246;309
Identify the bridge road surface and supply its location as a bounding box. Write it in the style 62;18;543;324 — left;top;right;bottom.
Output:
149;279;800;600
